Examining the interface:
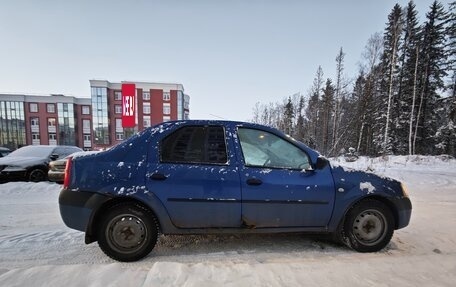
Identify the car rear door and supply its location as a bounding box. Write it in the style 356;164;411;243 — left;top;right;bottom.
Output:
146;125;242;228
236;127;335;228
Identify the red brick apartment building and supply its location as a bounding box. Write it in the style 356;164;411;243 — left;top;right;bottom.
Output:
0;94;92;150
0;80;190;150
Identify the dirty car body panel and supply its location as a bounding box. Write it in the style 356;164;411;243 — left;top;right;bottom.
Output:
59;120;412;261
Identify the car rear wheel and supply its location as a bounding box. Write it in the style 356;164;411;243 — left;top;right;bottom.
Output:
97;203;159;262
342;199;394;252
28;169;46;182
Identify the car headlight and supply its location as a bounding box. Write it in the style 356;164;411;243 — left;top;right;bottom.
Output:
400;182;409;197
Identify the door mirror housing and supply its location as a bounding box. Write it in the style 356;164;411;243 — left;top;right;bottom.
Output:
50;153;59;161
315;157;328;170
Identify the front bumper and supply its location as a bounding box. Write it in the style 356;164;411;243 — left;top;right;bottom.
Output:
0;170;27;182
391;196;412;229
59;189;111;233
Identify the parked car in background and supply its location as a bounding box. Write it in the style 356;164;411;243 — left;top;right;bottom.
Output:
0;145;82;183
48;151;94;183
48;155;71;183
59;120;412;262
0;147;11;158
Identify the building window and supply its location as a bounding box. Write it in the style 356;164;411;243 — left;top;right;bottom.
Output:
143;91;150;101
31;118;39;126
82;119;91;134
143;103;150;114
31;133;40;145
163;103;171;115
114;91;122;101
163;116;171;122
163;91;170;101
91;86;109;145
143;116;151;128
184;94;190;109
83;119;90;129
48;118;56;126
82;106;90;115
84;134;91;141
47;104;55;113
0;101;26;149
116;133;124;141
30;103;38;113
115;105;122;114
49;134;57;140
115;118;123;132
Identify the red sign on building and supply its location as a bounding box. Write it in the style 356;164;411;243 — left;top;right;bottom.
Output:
122;83;136;128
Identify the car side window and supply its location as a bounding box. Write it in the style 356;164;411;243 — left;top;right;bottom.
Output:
238;128;311;170
53;147;68;159
161;126;228;164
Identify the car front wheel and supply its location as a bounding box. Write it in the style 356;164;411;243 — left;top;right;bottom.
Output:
342;199;394;252
98;203;159;262
28;169;46;182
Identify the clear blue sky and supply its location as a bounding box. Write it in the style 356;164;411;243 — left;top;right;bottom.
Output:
0;0;436;121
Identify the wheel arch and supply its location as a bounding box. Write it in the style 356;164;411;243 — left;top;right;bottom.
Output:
85;196;161;244
27;165;49;181
337;195;399;234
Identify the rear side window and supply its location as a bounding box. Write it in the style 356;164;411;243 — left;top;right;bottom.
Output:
161;126;228;164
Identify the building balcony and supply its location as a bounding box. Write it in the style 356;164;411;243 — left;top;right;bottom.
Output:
83;127;91;134
49;140;57;145
83;140;92;148
48;126;56;133
31;125;39;133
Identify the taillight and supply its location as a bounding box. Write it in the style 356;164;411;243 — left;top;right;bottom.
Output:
63;157;72;189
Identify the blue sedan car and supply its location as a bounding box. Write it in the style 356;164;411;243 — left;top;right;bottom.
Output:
59;120;412;262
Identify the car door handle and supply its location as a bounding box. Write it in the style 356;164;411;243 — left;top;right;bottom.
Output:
246;178;262;186
149;173;168;180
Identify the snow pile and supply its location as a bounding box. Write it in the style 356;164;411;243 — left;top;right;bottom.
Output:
1;156;456;286
331;154;456;173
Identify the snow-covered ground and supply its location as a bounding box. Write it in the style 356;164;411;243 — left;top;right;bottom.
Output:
0;155;455;286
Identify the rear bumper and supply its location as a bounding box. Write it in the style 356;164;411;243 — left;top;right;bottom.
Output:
59;188;111;232
48;170;64;183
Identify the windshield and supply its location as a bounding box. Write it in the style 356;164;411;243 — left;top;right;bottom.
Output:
8;146;54;158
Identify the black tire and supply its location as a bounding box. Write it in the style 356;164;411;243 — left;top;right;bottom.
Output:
97;203;159;262
28;169;46;182
342;199;394;252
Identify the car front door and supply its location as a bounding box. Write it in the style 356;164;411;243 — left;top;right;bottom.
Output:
237;127;335;228
146;125;242;228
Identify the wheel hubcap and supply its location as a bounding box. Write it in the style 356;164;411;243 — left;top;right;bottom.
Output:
107;214;147;252
352;209;387;246
30;170;44;181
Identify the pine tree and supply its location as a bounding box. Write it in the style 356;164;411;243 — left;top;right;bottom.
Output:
294;95;306;142
378;4;403;155
331;47;346;154
321;79;335;155
434;1;456;155
283;97;294;135
395;1;421;155
305;66;324;149
414;1;448;154
356;33;384;155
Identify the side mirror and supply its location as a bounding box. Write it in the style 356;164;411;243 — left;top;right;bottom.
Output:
315;157;328;170
50;153;59;161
